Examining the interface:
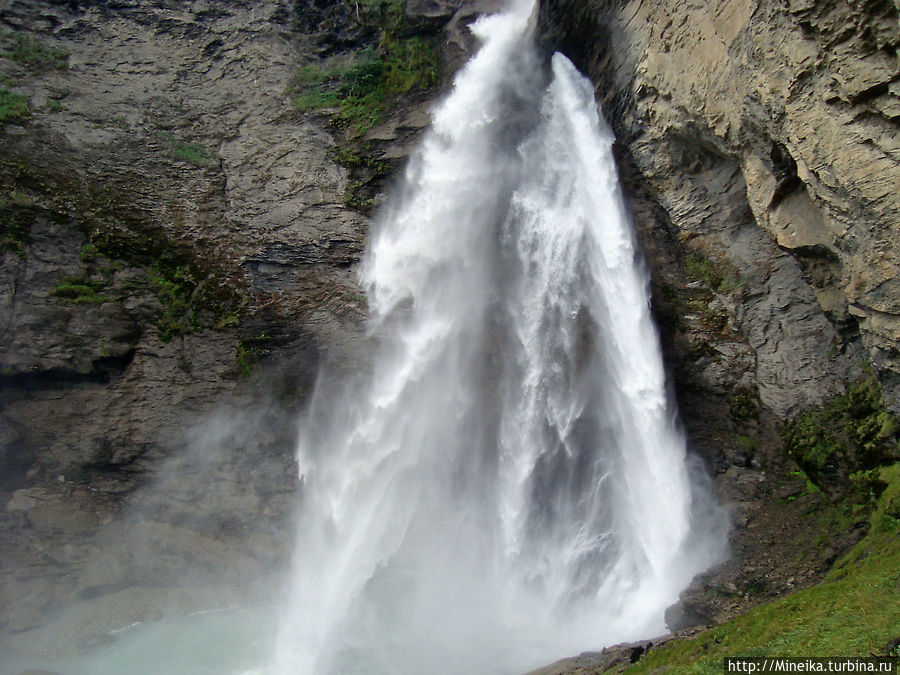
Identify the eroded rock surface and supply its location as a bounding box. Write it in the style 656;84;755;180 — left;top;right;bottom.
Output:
0;0;386;645
0;0;489;653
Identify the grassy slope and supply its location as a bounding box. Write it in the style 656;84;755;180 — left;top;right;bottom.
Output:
628;463;900;674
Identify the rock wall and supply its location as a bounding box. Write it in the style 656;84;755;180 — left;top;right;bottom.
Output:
0;0;346;638
0;0;486;645
541;0;900;416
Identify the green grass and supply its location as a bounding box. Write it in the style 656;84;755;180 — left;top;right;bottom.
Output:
162;133;217;168
50;276;109;304
1;32;68;70
172;142;215;167
0;88;30;125
626;463;900;673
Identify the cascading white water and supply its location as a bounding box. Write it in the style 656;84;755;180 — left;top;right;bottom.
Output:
273;1;725;673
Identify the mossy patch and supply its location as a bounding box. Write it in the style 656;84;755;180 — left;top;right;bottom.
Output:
50;276;109;304
781;377;900;491
730;386;760;424
625;462;900;673
162;133;217;168
145;256;244;342
0;87;30;126
0;199;32;256
684;251;743;295
235;334;273;376
1;32;69;71
331;142;393;212
0;137;246;342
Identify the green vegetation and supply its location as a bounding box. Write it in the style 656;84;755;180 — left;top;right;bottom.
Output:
43;98;65;113
0;152;245;339
288;5;439;134
79;242;99;262
235;334;272;376
147;261;206;342
142;255;245;342
0;88;30;126
626;463;900;673
172;141;215;167
1;32;68;70
50;276;109;304
331;144;388;173
332;143;392;211
781;377;899;489
0;200;31;256
343;179;377;210
684;252;743;294
162;133;217;168
729;387;759;424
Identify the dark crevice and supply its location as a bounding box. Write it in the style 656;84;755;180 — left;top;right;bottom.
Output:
848;80;892;105
0;348;136;391
769;142;802;209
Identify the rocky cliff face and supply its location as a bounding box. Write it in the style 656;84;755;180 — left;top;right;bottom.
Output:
0;0;486;646
542;0;900;416
0;0;352;640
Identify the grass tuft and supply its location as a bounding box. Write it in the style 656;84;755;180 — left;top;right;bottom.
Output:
0;88;30;126
1;32;68;70
0;199;32;256
288;31;438;134
162;132;217;168
50;276;108;304
781;377;899;490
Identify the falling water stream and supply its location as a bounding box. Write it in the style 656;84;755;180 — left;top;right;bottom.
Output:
273;1;724;673
0;1;725;673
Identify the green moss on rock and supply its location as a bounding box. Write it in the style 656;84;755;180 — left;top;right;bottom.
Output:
781;377;900;491
288;6;439;134
0;200;32;256
1;32;68;70
0;88;30;126
50;276;109;304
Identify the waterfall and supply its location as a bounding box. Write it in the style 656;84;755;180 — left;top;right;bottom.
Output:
273;1;725;672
